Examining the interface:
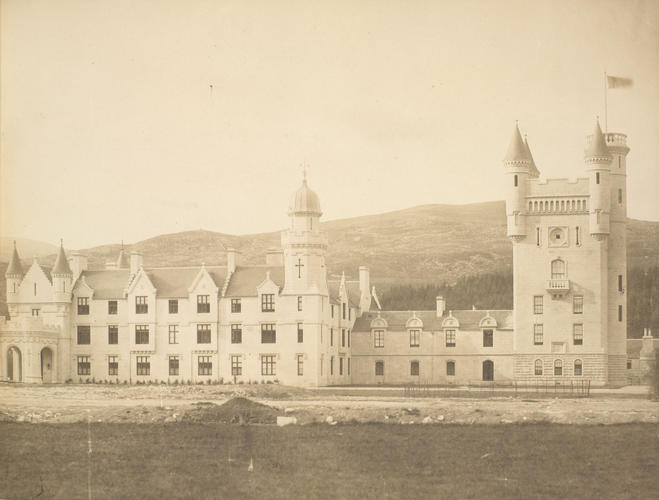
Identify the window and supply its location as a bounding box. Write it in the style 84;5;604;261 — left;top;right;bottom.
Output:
596;172;600;184
627;359;632;370
261;355;276;376
108;301;118;315
198;356;212;376
533;296;543;314
374;329;384;348
409;329;420;347
534;324;543;345
108;325;119;345
573;324;583;345
331;305;334;318
551;259;566;279
339;357;344;376
297;296;303;311
536;227;541;246
135;325;149;344
168;299;178;314
618;305;623;322
574;359;583;376
446;361;455;376
77;325;90;345
261;294;275;312
375;361;384;376
197;295;210;313
342;329;346;347
348;358;351;375
483;329;493;347
330;356;334;375
197;324;211;344
573;295;583;314
78;297;89;315
576;226;581;246
410;361;419;376
348;330;351;347
135;296;148;314
169;356;179;376
297;355;304;376
32;308;40;317
297;323;304;343
618;274;623;292
136;356;150;376
108;356;118;376
169;325;179;344
618;188;623;204
514;174;518;187
534;359;543;376
342;303;346;319
261;323;276;343
77;356;90;376
320;355;324;375
554;359;563;376
445;330;456;347
231;299;241;313
231;356;242;376
231;324;242;344
330;328;334;346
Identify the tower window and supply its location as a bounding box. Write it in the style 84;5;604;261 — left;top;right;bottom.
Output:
596;172;600;184
618;189;623;204
576;226;581;246
618;274;623;292
536;227;541;246
618;305;623;322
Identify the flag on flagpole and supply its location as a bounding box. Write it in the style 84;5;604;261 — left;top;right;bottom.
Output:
607;75;633;88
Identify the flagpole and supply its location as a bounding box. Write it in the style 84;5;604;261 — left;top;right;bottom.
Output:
604;71;608;133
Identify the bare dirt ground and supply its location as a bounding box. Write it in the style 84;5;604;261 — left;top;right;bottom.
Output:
0;383;657;425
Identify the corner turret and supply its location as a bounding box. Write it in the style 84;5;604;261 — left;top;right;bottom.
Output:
585;119;612;238
52;240;73;301
5;241;24;299
504;123;531;240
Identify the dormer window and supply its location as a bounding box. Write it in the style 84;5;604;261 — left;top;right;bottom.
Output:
77;297;89;315
261;294;275;312
197;295;210;313
135;296;148;314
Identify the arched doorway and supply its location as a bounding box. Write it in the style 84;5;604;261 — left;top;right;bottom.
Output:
7;346;22;382
482;360;494;381
41;347;54;383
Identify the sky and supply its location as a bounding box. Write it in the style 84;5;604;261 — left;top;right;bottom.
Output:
1;0;658;249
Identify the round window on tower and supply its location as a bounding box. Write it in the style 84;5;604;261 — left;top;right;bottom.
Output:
548;227;568;247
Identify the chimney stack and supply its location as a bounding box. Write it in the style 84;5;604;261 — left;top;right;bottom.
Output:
227;248;241;274
436;296;446;318
130;251;143;276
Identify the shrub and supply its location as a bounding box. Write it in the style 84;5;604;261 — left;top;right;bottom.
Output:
173;379;179;386
218;377;224;385
206;379;212;385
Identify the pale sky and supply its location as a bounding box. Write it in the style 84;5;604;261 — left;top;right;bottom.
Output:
2;0;658;249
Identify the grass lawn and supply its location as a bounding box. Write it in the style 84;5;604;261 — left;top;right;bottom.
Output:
1;423;657;499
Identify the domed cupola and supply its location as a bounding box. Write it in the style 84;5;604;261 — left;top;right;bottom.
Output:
288;176;322;217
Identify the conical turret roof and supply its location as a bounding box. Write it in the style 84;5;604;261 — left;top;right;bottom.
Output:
503;123;531;164
5;241;24;277
584;119;611;159
52;241;72;276
524;135;540;178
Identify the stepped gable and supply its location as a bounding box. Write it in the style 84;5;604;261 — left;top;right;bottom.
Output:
223;265;285;297
352;309;513;331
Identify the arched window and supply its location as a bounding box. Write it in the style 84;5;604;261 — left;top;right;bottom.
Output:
482;360;494;381
534;359;543;376
574;359;583;376
446;361;455;376
554;359;563;376
375;361;384;376
551;259;566;279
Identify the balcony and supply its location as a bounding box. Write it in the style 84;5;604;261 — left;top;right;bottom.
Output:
546;279;570;298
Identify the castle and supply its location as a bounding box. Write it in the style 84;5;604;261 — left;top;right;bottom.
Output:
1;121;643;386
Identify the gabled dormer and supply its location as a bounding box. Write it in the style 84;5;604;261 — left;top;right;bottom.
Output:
257;271;280;313
125;267;157;321
189;265;219;316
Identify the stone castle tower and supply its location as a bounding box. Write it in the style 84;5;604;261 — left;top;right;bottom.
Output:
505;120;629;385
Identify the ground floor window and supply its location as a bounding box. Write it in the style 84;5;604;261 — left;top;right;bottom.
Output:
446;361;455;376
482;360;494;381
136;356;150;376
261;355;276;376
77;355;90;376
339;357;344;376
297;354;304;376
198;356;212;375
231;356;242;376
534;359;543;376
375;361;384;376
574;359;582;376
410;361;419;376
108;355;118;376
554;359;563;376
169;356;179;376
330;356;334;376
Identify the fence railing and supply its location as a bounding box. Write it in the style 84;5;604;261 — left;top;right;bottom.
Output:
403;379;591;398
